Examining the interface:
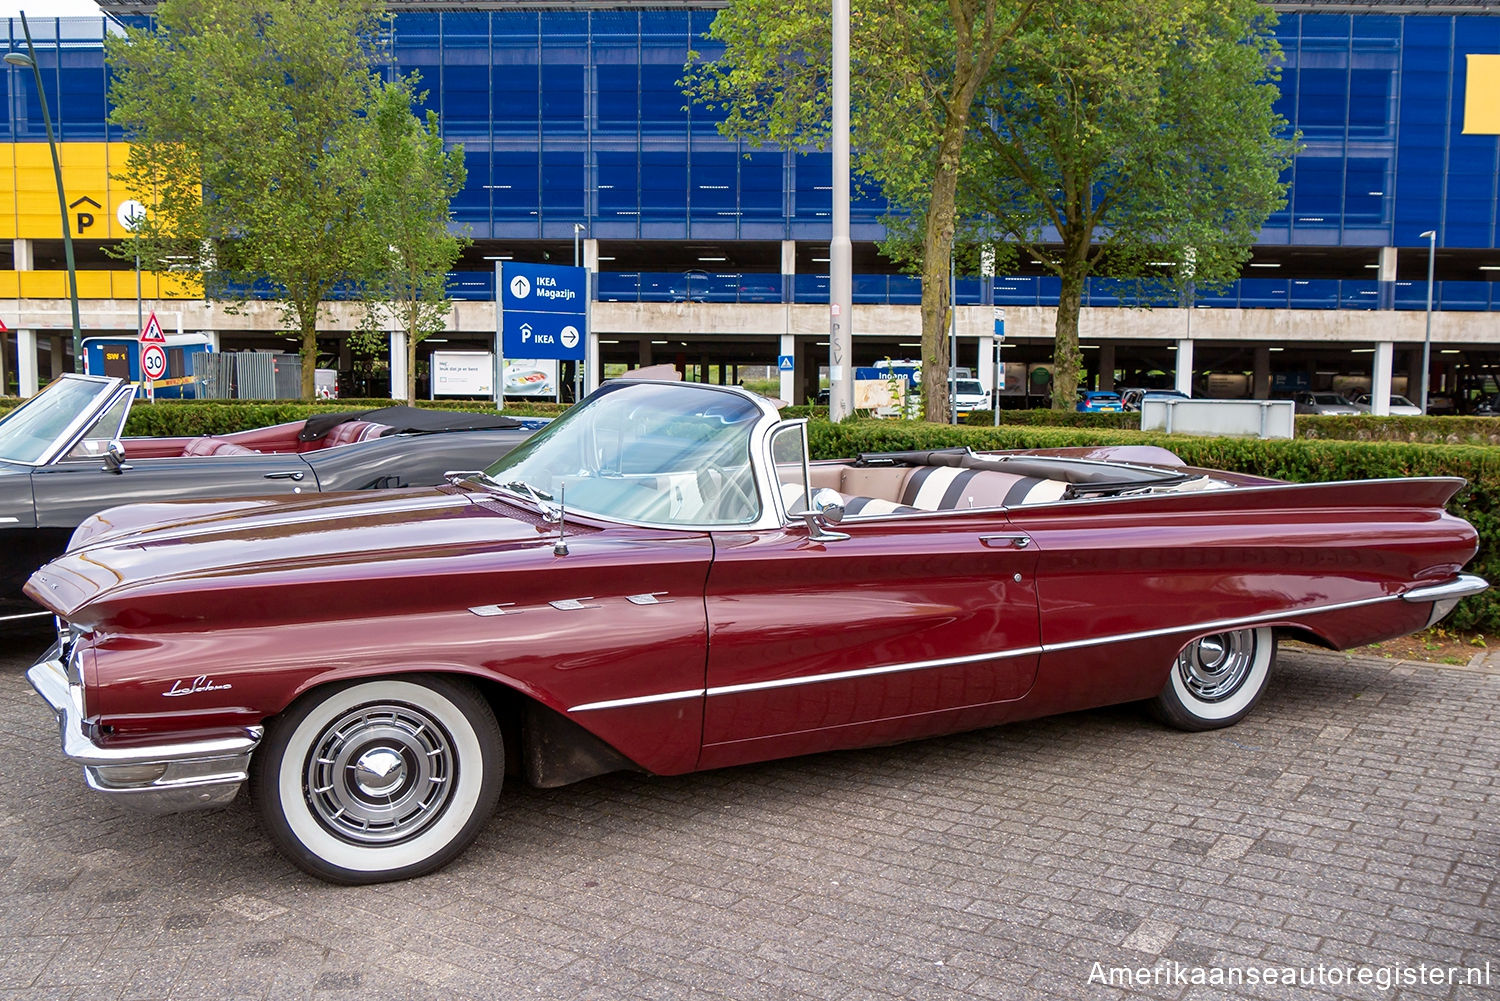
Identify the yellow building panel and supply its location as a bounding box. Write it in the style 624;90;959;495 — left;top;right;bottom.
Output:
157;271;203;299
1464;54;1500;134
73;271;115;298
18;271;65;298
1;142;154;240
0;272;18;298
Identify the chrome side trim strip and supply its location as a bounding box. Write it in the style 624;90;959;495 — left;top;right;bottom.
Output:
568;687;707;713
568;578;1485;714
1040;590;1402;653
704;646;1044;699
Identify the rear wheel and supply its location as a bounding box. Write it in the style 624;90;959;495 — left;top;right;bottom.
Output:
250;675;502;884
1150;627;1275;731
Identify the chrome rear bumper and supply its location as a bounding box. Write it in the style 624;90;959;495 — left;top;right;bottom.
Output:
1401;573;1489;629
27;651;262;815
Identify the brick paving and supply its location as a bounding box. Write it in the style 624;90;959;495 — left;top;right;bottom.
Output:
0;627;1495;1000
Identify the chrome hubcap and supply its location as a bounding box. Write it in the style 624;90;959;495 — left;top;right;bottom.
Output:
305;703;456;845
1177;629;1257;702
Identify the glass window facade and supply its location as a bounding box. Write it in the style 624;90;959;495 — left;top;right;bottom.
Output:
8;9;1500;272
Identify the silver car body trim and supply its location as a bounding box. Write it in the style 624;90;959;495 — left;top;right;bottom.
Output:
568;578;1482;713
27;651;261;813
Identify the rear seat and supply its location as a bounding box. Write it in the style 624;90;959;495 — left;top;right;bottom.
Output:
318;421;389;447
810;463;1066;512
180;437;261;457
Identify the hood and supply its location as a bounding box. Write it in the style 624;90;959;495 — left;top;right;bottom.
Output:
25;485;561;625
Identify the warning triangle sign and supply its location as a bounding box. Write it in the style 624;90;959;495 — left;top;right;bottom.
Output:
139;311;166;344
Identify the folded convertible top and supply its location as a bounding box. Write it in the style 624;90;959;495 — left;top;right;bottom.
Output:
299;406;523;441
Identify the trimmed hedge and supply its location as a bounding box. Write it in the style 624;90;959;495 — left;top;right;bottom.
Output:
807;419;1500;634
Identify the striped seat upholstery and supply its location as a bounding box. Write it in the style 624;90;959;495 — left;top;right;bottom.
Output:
807;462;1067;514
900;466;1067;510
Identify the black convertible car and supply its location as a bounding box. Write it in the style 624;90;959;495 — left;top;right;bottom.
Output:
0;374;543;621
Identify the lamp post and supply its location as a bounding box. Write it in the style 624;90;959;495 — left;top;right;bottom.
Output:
573;222;584;267
6;13;81;373
1420;229;1436;415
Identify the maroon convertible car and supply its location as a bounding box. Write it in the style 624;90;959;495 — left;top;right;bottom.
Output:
25;380;1487;883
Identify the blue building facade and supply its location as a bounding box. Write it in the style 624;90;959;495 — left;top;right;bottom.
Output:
5;5;1500;309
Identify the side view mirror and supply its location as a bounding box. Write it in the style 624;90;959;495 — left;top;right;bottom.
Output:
101;439;131;474
801;488;849;543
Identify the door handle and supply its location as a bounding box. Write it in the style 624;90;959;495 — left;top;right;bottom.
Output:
980;534;1030;549
264;471;305;481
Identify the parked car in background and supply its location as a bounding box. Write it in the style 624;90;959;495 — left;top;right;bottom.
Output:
0;374;542;623
26;379;1484;882
1118;387;1190;411
1347;392;1423;416
1076;390;1125;413
950;378;991;417
1291;391;1361;415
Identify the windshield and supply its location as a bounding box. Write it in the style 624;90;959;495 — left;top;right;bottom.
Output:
1311;393;1349;405
0;376;114;464
481;381;767;526
952;380;984;395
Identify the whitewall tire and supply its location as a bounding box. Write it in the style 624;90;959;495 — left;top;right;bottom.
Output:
1150;627;1276;731
250;675;502;884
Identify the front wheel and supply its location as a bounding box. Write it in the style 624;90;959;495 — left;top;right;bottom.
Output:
1150;627;1276;731
250;675;502;884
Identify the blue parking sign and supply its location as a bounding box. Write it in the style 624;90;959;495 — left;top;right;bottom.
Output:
778;355;794;371
500;262;588;361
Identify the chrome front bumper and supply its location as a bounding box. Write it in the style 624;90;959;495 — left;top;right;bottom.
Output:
27;649;262;815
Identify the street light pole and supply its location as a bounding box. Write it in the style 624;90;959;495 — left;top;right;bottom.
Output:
6;12;81;373
1420;229;1436;415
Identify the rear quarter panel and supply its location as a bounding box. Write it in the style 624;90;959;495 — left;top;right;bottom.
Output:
1007;477;1477;719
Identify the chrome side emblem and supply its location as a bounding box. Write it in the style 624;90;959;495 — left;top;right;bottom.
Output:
163;675;233;698
469;603;521;617
626;592;673;605
548;597;600;611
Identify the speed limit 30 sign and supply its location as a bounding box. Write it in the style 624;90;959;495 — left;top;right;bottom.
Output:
141;344;167;380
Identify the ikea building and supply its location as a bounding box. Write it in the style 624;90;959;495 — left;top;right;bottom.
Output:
2;0;1500;407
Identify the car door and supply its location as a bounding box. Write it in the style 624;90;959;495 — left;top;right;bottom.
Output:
31;451;317;533
699;460;1043;770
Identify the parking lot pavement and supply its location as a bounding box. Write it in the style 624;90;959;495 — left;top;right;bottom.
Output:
1;629;1496;1001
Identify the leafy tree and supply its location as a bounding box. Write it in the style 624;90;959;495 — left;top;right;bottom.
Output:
967;0;1296;408
106;0;392;399
352;84;469;404
686;0;1032;421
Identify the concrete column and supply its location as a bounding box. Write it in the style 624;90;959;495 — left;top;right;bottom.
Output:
48;335;64;378
389;331;407;401
18;328;38;397
781;240;796;303
583;238;599;274
1098;343;1116;392
1371;341;1394;416
1405;350;1422;399
778;332;795;403
1378;247;1397;310
1253;346;1271;399
1174;339;1194;396
585;333;601;394
12;237;31;271
977;333;995;391
638;337;653;369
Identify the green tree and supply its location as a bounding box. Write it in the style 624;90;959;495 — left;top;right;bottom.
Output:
686;0;1032;421
967;0;1296;408
105;0;392;399
352;85;469;404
